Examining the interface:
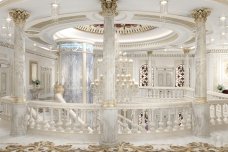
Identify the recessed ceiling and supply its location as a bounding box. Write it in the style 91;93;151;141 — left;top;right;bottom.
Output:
0;0;227;51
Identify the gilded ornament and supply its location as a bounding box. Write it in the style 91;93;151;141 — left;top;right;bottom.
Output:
100;0;118;16
191;8;211;22
9;9;30;25
183;48;190;54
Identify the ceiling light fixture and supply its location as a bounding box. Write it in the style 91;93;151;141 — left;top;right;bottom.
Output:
6;17;11;22
51;0;59;20
2;25;6;29
160;0;168;22
220;16;226;21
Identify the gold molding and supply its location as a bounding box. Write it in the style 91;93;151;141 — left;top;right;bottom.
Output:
102;100;116;107
194;97;207;103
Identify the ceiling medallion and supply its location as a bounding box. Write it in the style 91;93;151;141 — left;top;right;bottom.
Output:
75;24;157;35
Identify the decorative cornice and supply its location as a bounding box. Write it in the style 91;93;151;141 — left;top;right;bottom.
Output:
191;8;211;23
95;53;194;58
9;8;30;25
0;41;57;60
100;0;118;16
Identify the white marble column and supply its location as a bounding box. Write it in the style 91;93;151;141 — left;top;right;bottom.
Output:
183;48;190;88
99;0;118;146
9;8;29;136
192;8;211;137
147;51;153;86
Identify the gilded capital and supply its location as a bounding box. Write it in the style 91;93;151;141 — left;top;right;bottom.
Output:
100;0;118;16
183;48;190;54
191;8;211;23
9;9;30;25
147;51;153;56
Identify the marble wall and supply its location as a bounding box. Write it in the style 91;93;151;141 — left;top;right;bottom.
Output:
0;45;56;99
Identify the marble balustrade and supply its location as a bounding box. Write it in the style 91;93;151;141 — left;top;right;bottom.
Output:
137;87;194;99
209;99;228;127
0;93;228;137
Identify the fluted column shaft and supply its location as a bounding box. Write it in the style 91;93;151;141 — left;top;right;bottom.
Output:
99;0;118;146
103;16;116;103
192;8;211;137
10;9;29;101
183;48;190;87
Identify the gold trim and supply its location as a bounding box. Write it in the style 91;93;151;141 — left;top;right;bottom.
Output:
10;96;26;103
194;97;207;103
102;100;116;107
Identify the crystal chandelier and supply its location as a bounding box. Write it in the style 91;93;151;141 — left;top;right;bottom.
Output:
115;52;138;103
91;33;138;103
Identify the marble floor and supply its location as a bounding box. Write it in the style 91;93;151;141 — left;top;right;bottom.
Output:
0;119;228;151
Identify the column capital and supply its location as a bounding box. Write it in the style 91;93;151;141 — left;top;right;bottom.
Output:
183;48;190;54
9;9;30;25
100;0;118;17
191;8;211;23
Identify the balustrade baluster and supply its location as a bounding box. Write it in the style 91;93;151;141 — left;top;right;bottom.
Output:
56;108;63;132
224;104;228;124
148;109;156;132
73;109;81;133
156;109;164;132
49;108;56;131
173;109;179;131
42;107;50;130
186;108;191;129
210;104;216;125
165;109;172;132
65;108;72;132
35;107;41;130
131;109;137;133
216;104;222;125
28;107;35;128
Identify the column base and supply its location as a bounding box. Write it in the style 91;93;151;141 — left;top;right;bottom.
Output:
192;101;210;137
10;100;27;137
99;108;118;146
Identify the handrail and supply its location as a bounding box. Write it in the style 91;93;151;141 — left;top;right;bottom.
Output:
117;101;192;109
28;101;100;109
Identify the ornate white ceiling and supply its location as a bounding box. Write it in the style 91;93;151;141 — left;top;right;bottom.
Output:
0;0;227;52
